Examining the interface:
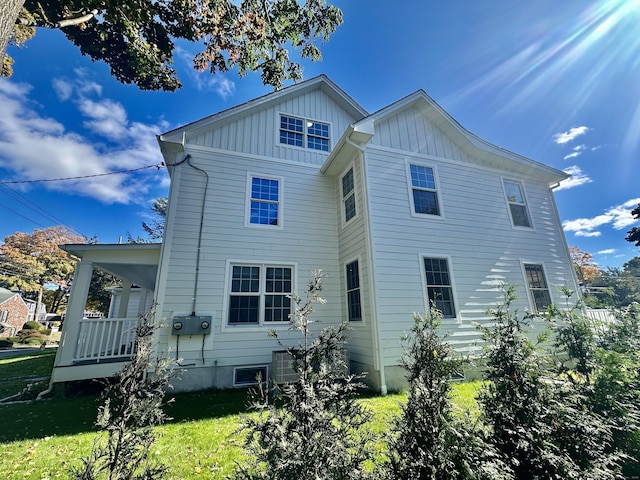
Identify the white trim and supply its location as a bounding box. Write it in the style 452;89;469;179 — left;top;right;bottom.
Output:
502;177;534;230
343;255;365;325
233;364;269;387
276;111;333;153
520;261;552;312
405;159;445;220
244;172;284;230
339;163;358;227
222;259;298;332
418;253;460;323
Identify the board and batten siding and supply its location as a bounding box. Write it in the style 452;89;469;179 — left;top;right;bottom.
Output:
158;148;343;369
187;88;361;166
363;128;576;366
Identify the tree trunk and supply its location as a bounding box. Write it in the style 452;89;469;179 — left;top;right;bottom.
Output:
0;0;24;64
36;286;44;322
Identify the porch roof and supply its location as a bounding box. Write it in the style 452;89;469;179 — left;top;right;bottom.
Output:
61;243;161;290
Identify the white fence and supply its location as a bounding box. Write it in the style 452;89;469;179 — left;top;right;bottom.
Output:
73;317;138;362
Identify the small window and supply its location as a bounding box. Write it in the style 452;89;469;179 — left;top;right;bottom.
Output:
234;366;268;386
248;175;280;227
524;263;551;312
423;257;455;317
410;164;440;216
345;260;362;322
228;264;293;325
279;114;330;151
342;168;356;223
504;180;532;228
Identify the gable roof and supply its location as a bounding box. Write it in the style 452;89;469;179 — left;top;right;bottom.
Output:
324;89;568;185
0;287;19;305
157;75;369;165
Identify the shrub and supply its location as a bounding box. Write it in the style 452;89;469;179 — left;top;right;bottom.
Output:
0;338;13;348
232;271;374;480
21;321;42;331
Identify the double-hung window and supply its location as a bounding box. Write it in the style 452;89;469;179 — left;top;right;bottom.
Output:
409;164;440;216
279;114;330;151
342;167;356;223
228;264;293;325
524;263;551;312
345;260;362;322
423;257;456;318
504;180;532;228
248;175;280;227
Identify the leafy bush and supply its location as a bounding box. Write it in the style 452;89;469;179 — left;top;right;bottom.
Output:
232;271;374;480
0;338;13;348
21;321;42;331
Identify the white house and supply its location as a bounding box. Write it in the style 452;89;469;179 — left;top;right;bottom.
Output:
52;75;577;393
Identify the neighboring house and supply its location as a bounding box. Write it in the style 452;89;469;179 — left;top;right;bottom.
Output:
0;288;29;337
51;75;578;393
25;299;47;323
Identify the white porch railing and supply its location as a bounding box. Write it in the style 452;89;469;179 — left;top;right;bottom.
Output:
73;317;138;363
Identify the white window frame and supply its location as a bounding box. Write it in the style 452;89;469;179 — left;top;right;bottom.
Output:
277;113;331;152
233;365;269;387
223;260;297;329
521;262;552;312
340;165;357;225
406;160;444;219
245;172;284;229
502;178;533;229
344;257;364;323
419;254;459;320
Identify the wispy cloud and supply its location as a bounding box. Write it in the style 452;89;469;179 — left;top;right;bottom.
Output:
175;47;236;99
562;198;640;237
597;249;616;255
555;165;592;191
553;126;590;144
0;79;169;204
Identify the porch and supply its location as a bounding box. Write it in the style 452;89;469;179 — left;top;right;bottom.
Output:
51;243;161;384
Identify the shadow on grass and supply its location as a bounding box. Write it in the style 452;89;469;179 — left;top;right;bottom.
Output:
0;386;252;444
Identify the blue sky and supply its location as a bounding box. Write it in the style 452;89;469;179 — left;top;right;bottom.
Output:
1;0;640;268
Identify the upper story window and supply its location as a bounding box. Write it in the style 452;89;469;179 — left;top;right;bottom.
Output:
341;167;356;223
228;264;293;325
247;174;281;227
524;263;551;312
504;180;532;228
409;164;441;216
423;257;456;318
279;114;330;152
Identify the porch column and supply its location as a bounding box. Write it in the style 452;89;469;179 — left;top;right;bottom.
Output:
137;287;150;315
117;282;132;318
56;260;94;366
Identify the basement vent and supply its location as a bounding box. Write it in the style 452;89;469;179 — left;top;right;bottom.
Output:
233;365;268;387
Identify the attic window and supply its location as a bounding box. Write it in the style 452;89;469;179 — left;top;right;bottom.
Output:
280;114;330;152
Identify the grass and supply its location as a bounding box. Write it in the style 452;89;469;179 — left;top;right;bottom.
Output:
0;349;56;399
0;350;482;480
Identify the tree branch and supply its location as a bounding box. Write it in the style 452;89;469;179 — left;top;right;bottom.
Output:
16;9;99;28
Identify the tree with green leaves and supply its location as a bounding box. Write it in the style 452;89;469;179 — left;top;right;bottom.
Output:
0;226;84;318
3;0;343;91
233;271;374;480
385;307;505;480
626;203;640;247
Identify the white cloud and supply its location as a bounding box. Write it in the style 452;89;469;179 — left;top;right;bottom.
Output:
597;249;616;255
562;197;640;237
563;152;581;160
0;79;169;204
174;46;236;99
555;165;592;191
553;126;589;144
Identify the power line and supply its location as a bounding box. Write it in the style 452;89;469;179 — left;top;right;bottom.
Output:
0;163;163;184
0;202;48;229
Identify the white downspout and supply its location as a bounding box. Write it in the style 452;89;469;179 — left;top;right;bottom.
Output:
345;135;387;395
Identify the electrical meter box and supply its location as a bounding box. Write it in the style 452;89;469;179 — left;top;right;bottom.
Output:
171;315;212;336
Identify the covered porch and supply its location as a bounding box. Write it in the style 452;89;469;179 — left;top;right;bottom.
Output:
51;243;161;384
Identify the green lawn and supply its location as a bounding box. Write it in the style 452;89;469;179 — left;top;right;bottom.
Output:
0;350;481;480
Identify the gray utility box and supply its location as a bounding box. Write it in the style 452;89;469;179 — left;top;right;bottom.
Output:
171;315;212;336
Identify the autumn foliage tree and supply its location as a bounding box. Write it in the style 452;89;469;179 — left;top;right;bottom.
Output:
0;226;84;314
569;246;602;284
4;0;343;91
